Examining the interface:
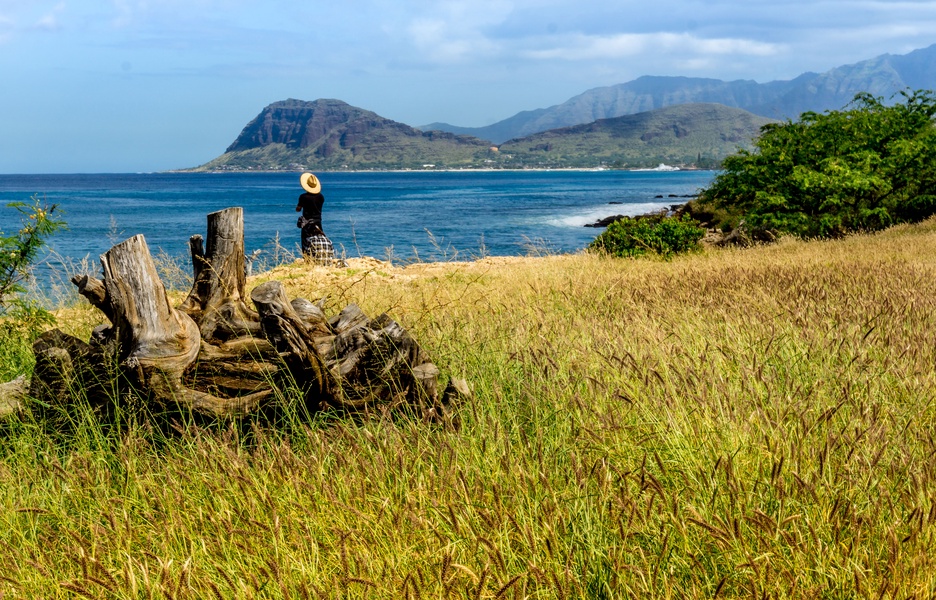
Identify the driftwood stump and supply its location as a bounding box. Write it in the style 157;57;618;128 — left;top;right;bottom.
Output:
180;207;260;342
3;207;469;426
73;234;274;417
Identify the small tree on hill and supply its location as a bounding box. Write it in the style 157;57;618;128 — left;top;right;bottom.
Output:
0;198;64;379
698;90;936;238
0;197;64;313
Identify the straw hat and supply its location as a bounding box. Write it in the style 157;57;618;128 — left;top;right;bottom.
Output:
300;172;322;194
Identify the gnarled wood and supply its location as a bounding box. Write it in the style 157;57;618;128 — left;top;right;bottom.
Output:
180;207;260;342
102;235;199;372
0;375;28;418
249;285;451;414
322;311;441;409
250;280;333;405
29;329;97;410
3;208;468;426
98;234;272;417
72;273;111;322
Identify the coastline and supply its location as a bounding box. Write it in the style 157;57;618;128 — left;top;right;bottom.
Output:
170;164;712;175
5;170;715;285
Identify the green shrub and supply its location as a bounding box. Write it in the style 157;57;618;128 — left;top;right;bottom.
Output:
1;197;65;311
588;213;706;259
699;90;936;238
0;197;64;378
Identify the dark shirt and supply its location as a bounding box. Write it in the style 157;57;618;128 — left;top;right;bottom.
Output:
296;192;325;225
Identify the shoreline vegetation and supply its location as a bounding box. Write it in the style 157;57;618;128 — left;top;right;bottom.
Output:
2;215;936;596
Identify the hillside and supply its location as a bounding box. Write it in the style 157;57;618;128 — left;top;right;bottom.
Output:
5;219;936;595
496;103;775;169
423;43;936;143
192;99;772;171
193;98;495;171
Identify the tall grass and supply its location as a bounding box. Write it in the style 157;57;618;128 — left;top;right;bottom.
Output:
2;220;936;597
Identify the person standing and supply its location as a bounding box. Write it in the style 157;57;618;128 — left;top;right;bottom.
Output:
296;172;335;264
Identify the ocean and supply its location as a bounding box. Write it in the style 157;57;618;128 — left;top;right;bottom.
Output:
0;169;715;283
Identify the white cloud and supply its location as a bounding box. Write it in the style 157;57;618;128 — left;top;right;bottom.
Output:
34;2;65;31
523;32;781;61
0;3;66;42
399;1;514;64
110;0;145;28
406;17;502;63
692;36;780;56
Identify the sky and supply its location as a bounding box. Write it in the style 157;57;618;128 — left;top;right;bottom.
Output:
2;1;936;174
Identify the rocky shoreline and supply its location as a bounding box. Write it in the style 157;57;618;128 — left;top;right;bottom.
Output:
584;195;696;228
583;195;776;247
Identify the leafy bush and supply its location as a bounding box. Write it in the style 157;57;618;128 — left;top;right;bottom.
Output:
588;213;706;259
699;90;936;238
0;198;64;377
1;197;65;310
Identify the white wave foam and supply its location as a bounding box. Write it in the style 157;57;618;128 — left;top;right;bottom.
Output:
543;202;673;227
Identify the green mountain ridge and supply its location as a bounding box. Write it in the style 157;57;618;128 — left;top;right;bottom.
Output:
192;100;772;172
423;43;936;143
194;99;495;172
496;103;774;169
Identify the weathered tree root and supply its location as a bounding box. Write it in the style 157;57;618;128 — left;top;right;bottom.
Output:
2;207;469;427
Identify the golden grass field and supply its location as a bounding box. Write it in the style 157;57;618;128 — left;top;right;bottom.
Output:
2;219;936;598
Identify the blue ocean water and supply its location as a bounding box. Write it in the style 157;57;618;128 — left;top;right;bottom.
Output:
0;170;714;275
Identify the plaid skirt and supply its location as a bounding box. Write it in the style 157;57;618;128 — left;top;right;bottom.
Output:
301;224;335;264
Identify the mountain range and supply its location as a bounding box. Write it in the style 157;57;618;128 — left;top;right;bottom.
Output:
496;103;773;169
194;100;770;171
192;43;936;171
421;43;936;144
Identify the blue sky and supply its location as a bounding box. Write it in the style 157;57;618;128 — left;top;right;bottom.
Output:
2;0;935;173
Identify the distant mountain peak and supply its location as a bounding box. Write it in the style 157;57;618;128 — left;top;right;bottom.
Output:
226;98;386;152
200;99;492;171
422;44;936;143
